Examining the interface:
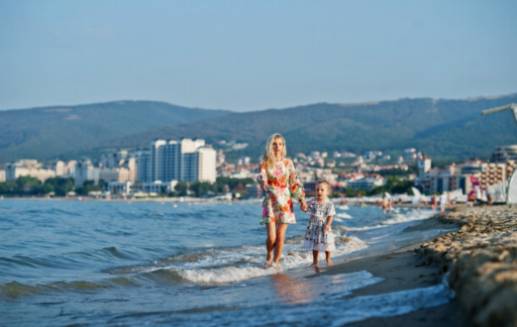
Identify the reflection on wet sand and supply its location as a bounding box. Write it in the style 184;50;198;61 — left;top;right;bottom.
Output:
271;273;315;304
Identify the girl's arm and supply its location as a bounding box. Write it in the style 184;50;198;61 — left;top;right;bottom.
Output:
324;215;334;232
325;203;336;232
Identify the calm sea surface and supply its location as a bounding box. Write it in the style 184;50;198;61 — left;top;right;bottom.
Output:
1;199;454;326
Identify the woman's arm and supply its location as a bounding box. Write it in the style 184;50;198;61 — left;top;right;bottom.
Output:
257;161;272;194
287;159;307;210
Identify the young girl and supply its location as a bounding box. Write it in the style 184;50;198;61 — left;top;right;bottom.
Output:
304;180;336;267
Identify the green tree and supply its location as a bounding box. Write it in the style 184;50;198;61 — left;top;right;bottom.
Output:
44;177;75;196
0;181;16;195
76;180;103;196
190;181;213;197
174;182;188;196
15;176;43;195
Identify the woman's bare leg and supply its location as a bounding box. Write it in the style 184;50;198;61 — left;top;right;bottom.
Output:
273;223;288;264
325;251;333;266
266;222;276;265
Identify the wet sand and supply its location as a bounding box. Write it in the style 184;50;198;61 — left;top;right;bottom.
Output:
319;246;465;326
315;214;468;326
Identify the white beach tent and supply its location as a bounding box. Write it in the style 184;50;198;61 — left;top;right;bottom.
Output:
507;171;517;205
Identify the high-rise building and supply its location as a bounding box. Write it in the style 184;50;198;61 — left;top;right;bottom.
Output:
150;139;167;182
198;147;217;183
137;138;217;184
163;141;181;182
182;152;199;182
136;151;151;183
74;160;99;186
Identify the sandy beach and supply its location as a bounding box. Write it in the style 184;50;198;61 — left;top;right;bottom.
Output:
418;205;517;327
322;244;465;326
321;204;516;327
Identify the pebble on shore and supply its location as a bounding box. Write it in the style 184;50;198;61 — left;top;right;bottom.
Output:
417;206;517;327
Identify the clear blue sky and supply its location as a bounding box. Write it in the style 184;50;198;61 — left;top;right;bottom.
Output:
1;0;516;111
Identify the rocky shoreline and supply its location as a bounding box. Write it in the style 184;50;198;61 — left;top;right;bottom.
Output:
417;205;517;327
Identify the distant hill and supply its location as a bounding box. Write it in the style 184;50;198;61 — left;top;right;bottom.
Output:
1;94;517;163
111;94;517;161
0;100;229;162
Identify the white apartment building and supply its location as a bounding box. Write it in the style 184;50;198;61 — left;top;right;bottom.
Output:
5;160;55;182
137;138;217;184
74;160;99;186
0;169;5;182
198;146;217;183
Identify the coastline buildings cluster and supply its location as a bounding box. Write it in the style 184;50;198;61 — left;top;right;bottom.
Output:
1;140;516;200
0;138;216;196
134;138;216;194
415;145;517;201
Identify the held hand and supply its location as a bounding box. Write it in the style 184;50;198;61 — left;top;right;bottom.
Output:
300;200;308;212
324;224;331;233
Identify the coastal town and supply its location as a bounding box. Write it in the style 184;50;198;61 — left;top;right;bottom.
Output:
0;138;515;204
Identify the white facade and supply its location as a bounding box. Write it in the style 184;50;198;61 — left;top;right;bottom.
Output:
54;160;67;176
181;138;205;153
198;147;217;183
5;160;55;182
74;160;99;186
141;138;217;184
0;169;5;182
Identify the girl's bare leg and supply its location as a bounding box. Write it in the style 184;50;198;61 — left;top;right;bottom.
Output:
273;223;288;264
312;250;319;266
266;222;276;265
325;251;333;266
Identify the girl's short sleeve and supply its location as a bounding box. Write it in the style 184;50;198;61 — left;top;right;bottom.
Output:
327;203;336;217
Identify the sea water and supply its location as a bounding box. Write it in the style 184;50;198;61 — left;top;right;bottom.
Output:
0;199;453;326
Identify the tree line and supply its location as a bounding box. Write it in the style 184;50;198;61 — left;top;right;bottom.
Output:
0;176;256;198
0;175;412;198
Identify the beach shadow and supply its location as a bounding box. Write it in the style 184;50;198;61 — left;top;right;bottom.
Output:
271;273;315;304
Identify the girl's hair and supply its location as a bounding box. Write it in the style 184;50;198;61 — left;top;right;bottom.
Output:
263;133;287;166
316;180;332;194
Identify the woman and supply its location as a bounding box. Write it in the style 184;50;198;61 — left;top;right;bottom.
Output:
258;133;307;267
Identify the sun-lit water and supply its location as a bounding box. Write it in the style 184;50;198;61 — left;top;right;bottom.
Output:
1;199;453;326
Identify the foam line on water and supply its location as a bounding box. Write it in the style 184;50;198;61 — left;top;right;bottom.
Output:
175;236;368;284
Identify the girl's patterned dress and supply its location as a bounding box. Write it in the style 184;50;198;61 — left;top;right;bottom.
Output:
257;158;305;224
304;199;336;252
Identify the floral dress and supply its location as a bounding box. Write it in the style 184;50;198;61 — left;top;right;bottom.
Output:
257;158;305;224
304;199;336;252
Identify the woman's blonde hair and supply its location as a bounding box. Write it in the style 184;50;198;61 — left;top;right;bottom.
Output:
263;133;287;166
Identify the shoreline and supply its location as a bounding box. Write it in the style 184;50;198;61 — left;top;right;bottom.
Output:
316;204;516;326
417;205;517;327
314;215;466;326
